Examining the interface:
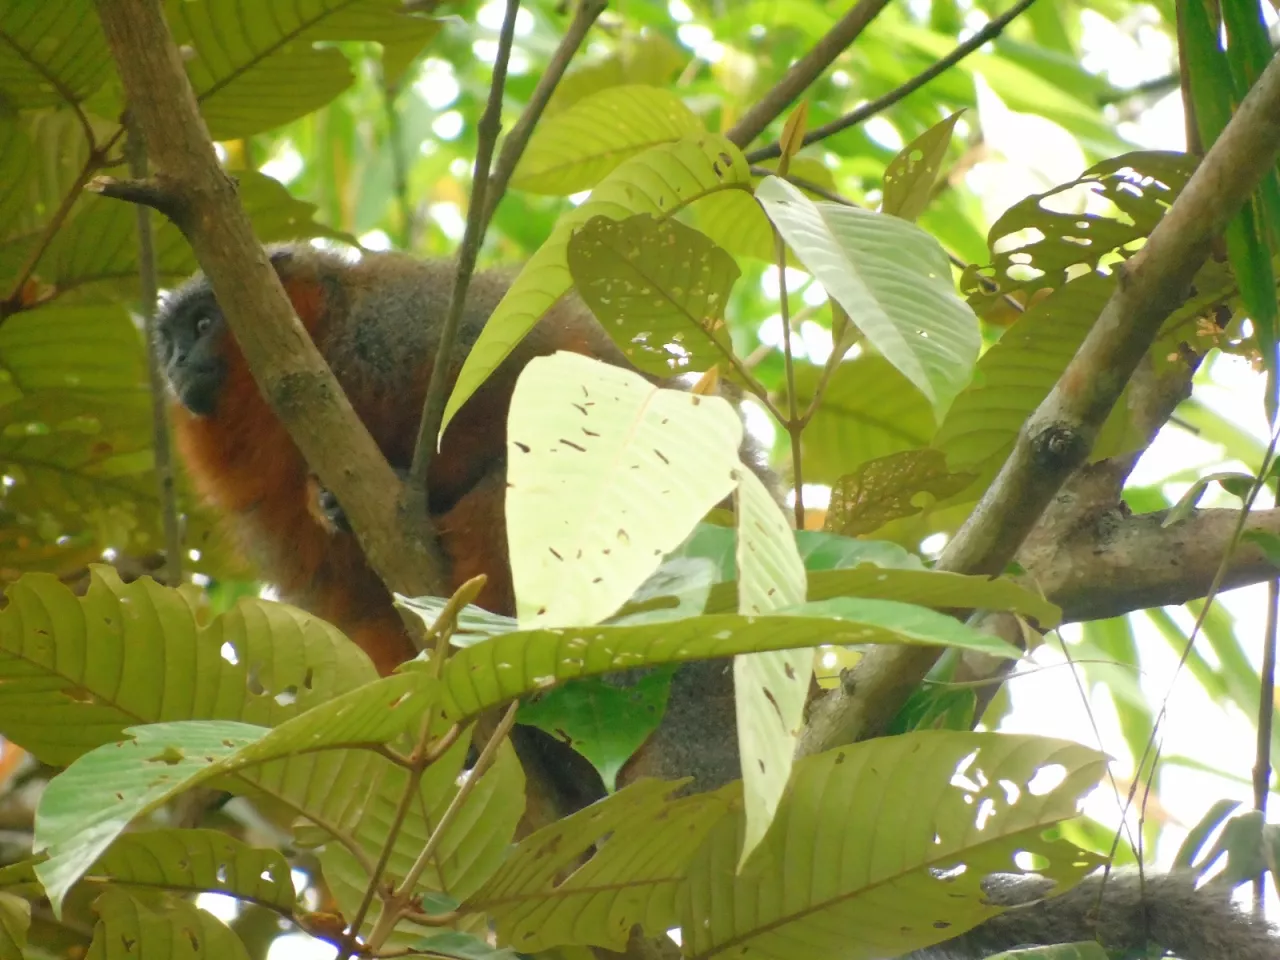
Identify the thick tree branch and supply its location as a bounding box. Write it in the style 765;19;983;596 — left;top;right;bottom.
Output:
1028;506;1280;624
93;0;447;613
725;0;891;149
798;49;1280;757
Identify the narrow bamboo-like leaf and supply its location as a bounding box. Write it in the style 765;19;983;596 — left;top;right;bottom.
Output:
92;830;295;912
567;214;738;375
506;352;743;629
733;468;808;866
442;134;752;437
757;176;981;417
85;889;249;960
513;85;702;195
1174;799;1243;873
882;110;964;222
441;597;1018;722
35;721;267;915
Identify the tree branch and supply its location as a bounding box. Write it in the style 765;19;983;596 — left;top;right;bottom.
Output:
480;0;606;227
798;49;1280;757
745;0;1040;164
410;0;520;492
93;0;447;613
725;0;891;149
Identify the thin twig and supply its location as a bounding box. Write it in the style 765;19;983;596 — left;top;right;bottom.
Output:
1255;577;1278;915
746;0;1039;163
125;115;183;588
726;0;892;149
481;0;607;226
366;701;520;952
410;0;521;491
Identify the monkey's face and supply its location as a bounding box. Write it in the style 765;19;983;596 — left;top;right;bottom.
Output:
155;283;228;418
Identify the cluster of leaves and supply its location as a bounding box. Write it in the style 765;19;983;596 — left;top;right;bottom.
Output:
0;1;1279;959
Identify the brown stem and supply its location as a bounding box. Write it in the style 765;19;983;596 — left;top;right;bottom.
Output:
410;0;521;493
725;0;892;149
745;0;1041;163
481;0;607;226
124;116;183;588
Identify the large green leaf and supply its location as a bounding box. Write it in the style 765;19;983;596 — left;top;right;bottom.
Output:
0;566;375;766
567;214;739;376
506;352;743;629
0;2;111;110
442;133;753;436
757;176;980;418
467;779;731;952
440;597;1019;722
92;830;295;912
513;85;702;195
36;720;267;913
85;889;249;960
790;356;938;484
168;0;437;140
677;732;1106;959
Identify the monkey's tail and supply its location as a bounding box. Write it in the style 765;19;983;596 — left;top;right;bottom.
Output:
902;870;1278;960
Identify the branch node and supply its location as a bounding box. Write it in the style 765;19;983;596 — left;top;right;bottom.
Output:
88;174;186;223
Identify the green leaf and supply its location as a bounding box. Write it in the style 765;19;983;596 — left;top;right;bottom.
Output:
732;465;808;866
0;891;28;958
440;597;1019;722
85;889;249;960
92;830;295;912
517;667;677;792
1173;799;1242;873
513;85;702;195
984;944;1111;960
168;0;436;140
758;176;981;418
567;214;738;376
0;566;376;766
35;720;268;914
882;110;964;223
824;448;975;536
0;2;111;110
467;779;732;952
441;133;752;436
677;732;1106;959
791;356;938;485
506;352;743;629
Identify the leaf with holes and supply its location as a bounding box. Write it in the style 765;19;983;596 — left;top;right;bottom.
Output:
883;110;964;223
35;720;267;914
514;85;702;195
506;351;744;629
824;449;976;536
676;732;1107;960
92;829;295;912
568;214;738;376
440;597;1018;723
757;176;980;418
442;133;752;437
0;566;376;766
733;466;808;866
86;889;249;960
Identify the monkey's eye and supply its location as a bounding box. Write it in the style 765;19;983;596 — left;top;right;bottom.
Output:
194;314;214;337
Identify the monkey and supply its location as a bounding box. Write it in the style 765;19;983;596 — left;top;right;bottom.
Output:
156;243;1278;960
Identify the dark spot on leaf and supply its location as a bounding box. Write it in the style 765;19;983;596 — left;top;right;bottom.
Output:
549;548;563;561
654;449;669;464
560;439;586;452
514;441;531;453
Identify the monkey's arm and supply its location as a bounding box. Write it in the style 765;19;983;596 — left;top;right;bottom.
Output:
903;870;1277;960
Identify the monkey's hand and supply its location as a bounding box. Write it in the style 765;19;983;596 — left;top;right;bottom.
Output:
307;468;413;536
